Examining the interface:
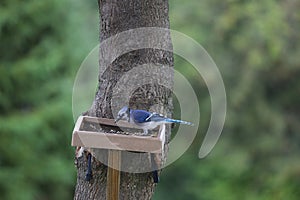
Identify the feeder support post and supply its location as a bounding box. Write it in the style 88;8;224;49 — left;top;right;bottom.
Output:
106;150;121;200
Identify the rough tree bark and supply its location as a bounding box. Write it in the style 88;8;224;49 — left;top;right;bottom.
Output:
74;0;173;199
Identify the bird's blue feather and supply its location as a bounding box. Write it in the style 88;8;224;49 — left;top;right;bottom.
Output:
131;110;152;123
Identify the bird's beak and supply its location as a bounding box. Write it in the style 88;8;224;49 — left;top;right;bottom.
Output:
115;116;121;123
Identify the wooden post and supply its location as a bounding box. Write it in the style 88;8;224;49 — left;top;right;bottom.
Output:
106;150;121;200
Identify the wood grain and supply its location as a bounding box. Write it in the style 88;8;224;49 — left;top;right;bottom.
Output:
106;150;121;200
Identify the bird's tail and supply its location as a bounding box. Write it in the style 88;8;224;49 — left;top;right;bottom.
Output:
165;118;194;126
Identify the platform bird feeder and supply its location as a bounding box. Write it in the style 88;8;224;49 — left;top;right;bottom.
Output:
71;116;165;200
71;116;165;153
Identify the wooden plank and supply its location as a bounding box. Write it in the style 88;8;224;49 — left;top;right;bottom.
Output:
73;115;84;132
71;132;83;147
106;150;121;200
83;116;139;129
159;124;166;153
71;116;84;146
72;130;162;153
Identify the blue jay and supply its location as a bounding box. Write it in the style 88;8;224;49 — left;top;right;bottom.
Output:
115;106;193;135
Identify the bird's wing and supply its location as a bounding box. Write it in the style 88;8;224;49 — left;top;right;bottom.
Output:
146;113;166;122
131;110;152;123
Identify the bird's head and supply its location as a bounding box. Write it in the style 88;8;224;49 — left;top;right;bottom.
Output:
115;106;130;123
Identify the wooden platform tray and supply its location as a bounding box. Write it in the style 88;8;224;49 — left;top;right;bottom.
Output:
71;116;165;153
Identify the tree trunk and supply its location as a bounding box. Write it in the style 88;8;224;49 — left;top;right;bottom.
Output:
74;0;173;199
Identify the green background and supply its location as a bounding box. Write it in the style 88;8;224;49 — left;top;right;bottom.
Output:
1;0;299;199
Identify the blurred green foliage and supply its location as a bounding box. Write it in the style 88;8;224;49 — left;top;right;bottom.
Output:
0;0;299;199
154;0;300;200
0;0;98;199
